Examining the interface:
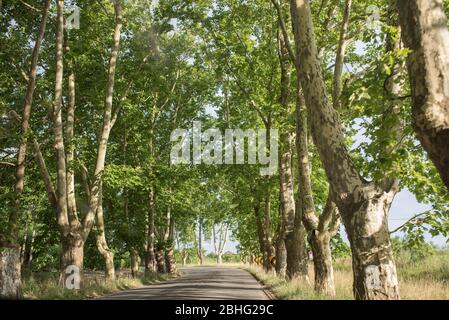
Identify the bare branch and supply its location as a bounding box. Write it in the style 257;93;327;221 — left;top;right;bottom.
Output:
389;211;431;234
19;0;40;12
0;161;15;167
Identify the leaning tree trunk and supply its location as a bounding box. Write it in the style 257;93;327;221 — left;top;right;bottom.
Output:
396;0;449;192
295;83;337;295
80;0;123;240
8;0;51;243
289;0;400;300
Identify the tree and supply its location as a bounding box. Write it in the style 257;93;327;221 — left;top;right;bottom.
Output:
289;0;400;299
0;0;50;299
396;0;449;192
33;0;123;285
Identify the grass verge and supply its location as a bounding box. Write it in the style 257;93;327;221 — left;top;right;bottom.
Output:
244;252;449;300
22;271;180;300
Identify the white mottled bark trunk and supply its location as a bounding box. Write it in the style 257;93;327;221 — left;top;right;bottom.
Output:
0;246;21;299
397;0;449;191
290;0;400;299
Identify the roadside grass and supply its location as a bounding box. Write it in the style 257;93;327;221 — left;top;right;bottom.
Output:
244;251;449;300
22;271;180;300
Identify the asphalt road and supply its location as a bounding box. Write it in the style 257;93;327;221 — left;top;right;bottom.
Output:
98;267;271;300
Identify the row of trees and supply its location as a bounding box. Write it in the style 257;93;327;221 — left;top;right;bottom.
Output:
1;0;449;300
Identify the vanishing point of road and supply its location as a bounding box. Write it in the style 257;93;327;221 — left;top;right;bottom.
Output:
98;267;271;300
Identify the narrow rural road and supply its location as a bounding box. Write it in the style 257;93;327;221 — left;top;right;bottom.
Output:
98;267;271;300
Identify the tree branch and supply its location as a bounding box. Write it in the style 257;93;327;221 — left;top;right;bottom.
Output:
389;211;431;234
271;0;296;64
32;139;57;213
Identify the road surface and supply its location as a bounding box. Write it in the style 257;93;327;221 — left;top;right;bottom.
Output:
98;267;271;300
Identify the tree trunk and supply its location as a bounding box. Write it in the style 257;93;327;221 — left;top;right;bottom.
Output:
213;223;228;265
95;184;115;281
130;248;140;278
165;217;176;274
289;0;400;299
295;80;338;295
165;247;176;274
213;224;219;263
145;189;157;273
275;236;287;277
24;226;35;270
285;199;309;280
285;84;309;281
156;249;166;273
0;245;21;299
182;250;188;266
396;0;449;192
81;1;123;238
32;0;123;290
60;233;84;289
332;0;352;109
342;182;400;300
65;67;78;226
254;203;269;269
309;230;335;295
7;0;51;241
276;25;304;279
53;0;70;234
197;221;204;265
278;133;295;278
263;191;275;272
51;1;83;286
